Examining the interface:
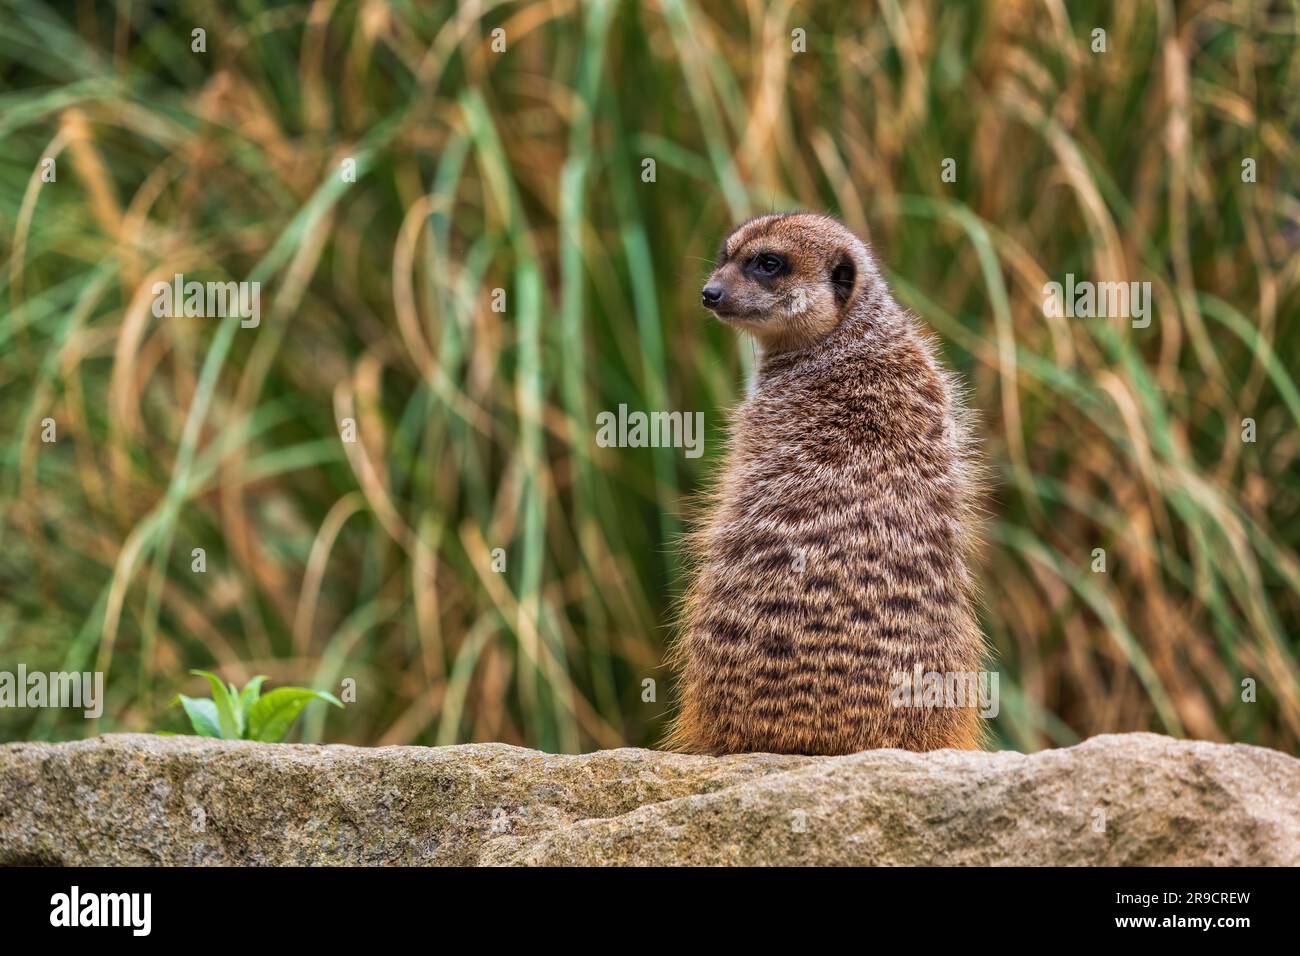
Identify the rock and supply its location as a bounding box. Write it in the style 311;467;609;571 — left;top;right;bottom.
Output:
0;732;1294;865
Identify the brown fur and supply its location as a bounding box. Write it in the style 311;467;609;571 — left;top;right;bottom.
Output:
665;212;988;755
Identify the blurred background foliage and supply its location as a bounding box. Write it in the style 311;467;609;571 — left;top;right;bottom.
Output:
0;0;1297;752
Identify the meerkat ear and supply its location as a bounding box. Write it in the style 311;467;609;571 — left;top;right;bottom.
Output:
830;254;856;308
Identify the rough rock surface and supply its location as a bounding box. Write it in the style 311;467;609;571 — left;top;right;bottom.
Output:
0;732;1295;865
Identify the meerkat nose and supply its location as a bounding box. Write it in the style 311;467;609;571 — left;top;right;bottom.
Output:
701;284;725;307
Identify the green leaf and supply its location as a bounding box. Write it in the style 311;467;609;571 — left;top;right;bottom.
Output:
177;694;222;738
190;670;243;739
247;687;343;743
238;675;268;723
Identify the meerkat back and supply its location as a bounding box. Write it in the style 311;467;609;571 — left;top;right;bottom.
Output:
666;212;988;756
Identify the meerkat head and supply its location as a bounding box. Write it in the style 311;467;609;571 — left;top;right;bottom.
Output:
701;212;875;351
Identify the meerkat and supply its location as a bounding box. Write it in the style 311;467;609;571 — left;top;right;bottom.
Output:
666;212;987;756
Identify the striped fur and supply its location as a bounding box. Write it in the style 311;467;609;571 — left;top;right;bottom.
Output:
666;213;988;755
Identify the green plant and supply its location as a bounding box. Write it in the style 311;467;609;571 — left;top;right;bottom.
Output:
175;671;342;743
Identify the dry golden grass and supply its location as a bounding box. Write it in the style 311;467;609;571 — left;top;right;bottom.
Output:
0;0;1296;751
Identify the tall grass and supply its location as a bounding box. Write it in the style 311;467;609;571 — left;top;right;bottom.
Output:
1;0;1296;752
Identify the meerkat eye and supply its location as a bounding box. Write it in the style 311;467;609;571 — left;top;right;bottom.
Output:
750;253;786;277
